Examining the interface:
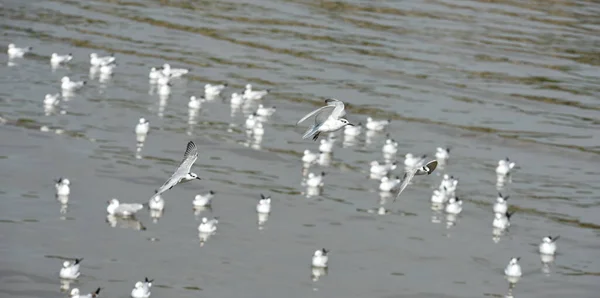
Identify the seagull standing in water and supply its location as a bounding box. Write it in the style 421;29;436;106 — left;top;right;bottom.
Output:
296;98;353;141
539;236;559;255
394;159;438;201
151;141;201;198
59;258;83;279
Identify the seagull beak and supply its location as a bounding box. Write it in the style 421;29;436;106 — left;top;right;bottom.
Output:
196;177;202;180
347;123;355;126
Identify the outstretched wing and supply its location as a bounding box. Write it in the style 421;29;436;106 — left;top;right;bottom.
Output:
326;98;346;119
154;141;199;196
394;159;437;202
296;99;340;125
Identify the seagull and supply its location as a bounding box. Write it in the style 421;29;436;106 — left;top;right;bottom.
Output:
99;62;117;74
152;141;201;198
55;177;71;196
204;83;227;98
7;43;32;58
493;193;509;214
148;194;164;211
188;96;204;110
404;153;427;169
493;211;514;229
198;217;219;233
61;77;86;91
379;176;401;192
504;257;522;277
193;191;215;208
135;118;149;136
302;150;318;166
296;98;353;141
431;187;448;204
445;197;463;214
435;147;450;162
89;53;115;66
319;138;334;153
382;138;398;156
44;93;60;107
243;84;270;100
496;157;516;176
539;236;559;255
161;63;190;78
245;113;258;130
440;174;459;194
230;92;244;106
306;172;325;188
148;67;163;81
394;159;438;201
106;198;144;217
59;258;83;279
256;194;271;214
131;279;152;298
256;104;276;117
70;287;101;298
365;117;390;131
370;161;397;177
312;248;329;268
344;121;362;137
51;53;73;65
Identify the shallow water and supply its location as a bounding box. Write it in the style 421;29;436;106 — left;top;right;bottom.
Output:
1;0;600;297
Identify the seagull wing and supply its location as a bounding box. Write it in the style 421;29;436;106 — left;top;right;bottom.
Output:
154;141;199;196
393;169;418;202
326;98;346;119
296;98;341;125
394;158;437;202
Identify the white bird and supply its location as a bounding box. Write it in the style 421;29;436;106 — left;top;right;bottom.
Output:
245;113;258;130
135;118;149;135
319;138;334;153
302;150;318;166
379;176;401;192
496;157;516;176
59;258;83;279
152;141;201;198
7;43;32;58
493;193;509;214
188;96;203;109
44;93;60;106
230;92;244;106
193;191;215;208
404;153;427;169
306;172;325;188
89;53;115;66
344;121;362;137
156;73;171;86
131;279;152;298
394;159;438;201
243;84;270;100
51;53;73;65
370;161;397;177
440;174;459;194
504;257;522;277
365;117;390;131
148;67;163;81
252;122;265;136
382;138;398;156
157;82;171;96
70;287;101;298
55;177;71;196
148;194;164;211
106;198;144;217
431;187;448;204
296;98;354;141
445;197;463;214
539;236;559;255
61;76;86;91
198;217;219;233
204;83;227;98
435;147;450;162
256;194;271;214
99;62;117;74
161;63;190;78
493;211;514;229
256;104;276;117
312;248;329;268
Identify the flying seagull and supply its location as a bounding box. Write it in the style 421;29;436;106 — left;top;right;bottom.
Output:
152;141;201;198
296;98;353;141
393;158;438;202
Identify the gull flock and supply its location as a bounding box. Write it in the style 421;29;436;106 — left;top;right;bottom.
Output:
8;44;561;297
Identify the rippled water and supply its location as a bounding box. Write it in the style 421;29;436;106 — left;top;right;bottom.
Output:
1;0;599;297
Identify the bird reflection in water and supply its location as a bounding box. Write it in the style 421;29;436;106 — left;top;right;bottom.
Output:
106;215;146;231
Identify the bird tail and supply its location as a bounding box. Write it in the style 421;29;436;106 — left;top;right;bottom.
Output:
302;126;320;141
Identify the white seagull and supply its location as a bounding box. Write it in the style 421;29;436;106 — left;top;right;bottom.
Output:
204;83;227;98
296;98;353;141
243;84;270;100
55;177;71;196
365;117;390;131
394;159;438;201
89;53;115;66
148;194;164;211
504;257;522;277
198;217;219;233
496;157;516;176
539;236;559;255
135;118;149;136
131;278;152;298
193;191;215;208
161;63;190;78
7;43;32;58
106;198;144;217
70;287;101;298
61;77;86;91
44;93;60;107
256;194;271;214
493;193;509;214
51;53;73;65
59;258;83;279
312;248;329;268
152;141;201;198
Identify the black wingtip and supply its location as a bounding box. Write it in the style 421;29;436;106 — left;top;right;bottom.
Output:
145;277;154;283
75;258;83;264
209;190;215;195
94;288;101;295
321;171;326;176
260;194;265;200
